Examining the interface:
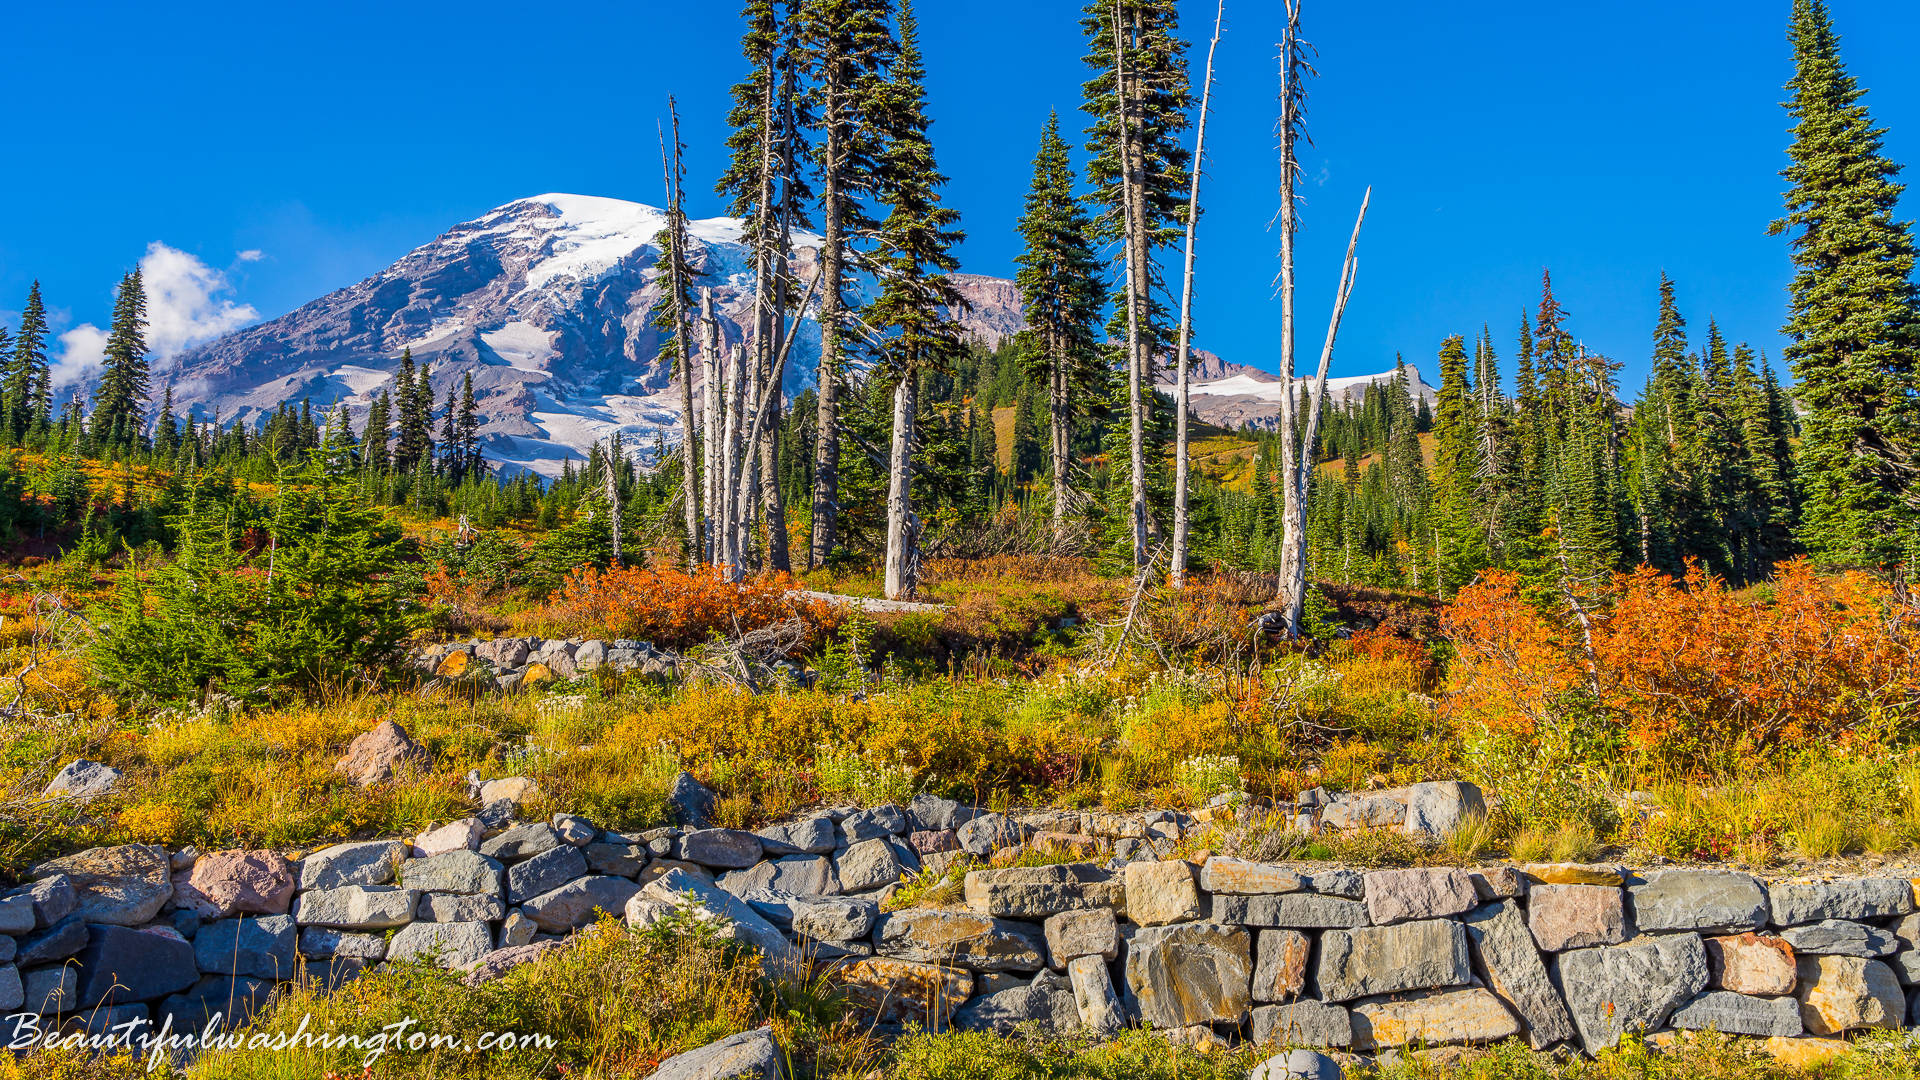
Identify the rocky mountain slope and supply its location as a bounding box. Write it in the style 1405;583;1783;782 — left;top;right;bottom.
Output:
165;193;1432;474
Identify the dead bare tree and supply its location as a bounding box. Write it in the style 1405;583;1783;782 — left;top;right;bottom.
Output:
1170;0;1225;588
1273;0;1371;636
660;98;702;570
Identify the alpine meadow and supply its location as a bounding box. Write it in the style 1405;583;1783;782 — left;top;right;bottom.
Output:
5;1;1920;1078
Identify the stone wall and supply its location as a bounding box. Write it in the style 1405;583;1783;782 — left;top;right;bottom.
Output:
4;780;1914;1065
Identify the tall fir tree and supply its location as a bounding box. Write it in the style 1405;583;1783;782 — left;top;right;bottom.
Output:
1430;334;1483;593
93;270;151;447
1013;110;1106;534
803;0;895;568
1081;0;1190;566
866;0;964;599
1773;0;1920;567
362;391;393;473
6;282;50;440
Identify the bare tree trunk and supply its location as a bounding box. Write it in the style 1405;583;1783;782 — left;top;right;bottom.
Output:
722;342;748;580
761;51;801;575
1170;0;1224;588
605;438;625;564
813;75;847;569
701;288;721;566
662;102;702;570
1051;328;1071;533
1112;5;1148;569
884;373;918;600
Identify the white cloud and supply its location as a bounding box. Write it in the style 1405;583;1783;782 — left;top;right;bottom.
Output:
50;242;261;389
51;324;109;389
236;249;264;262
141;241;260;368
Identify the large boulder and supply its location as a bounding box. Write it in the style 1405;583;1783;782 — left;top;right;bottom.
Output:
387;921;494;970
1125;861;1202;926
1629;870;1769;934
1315;919;1471;1003
74;924;199;1008
666;772;717;830
1795;955;1903;1034
1320;796;1405;830
416;891;503;923
1553;933;1709;1052
1363;868;1476;925
791;897;877;942
908;793;980;833
652;1026;784;1080
953;969;1080;1035
293;886;419;930
1528;884;1627;952
1670;991;1803;1037
298;927;387;961
299;840;409;890
874;909;1048;972
193;915;297;980
1402;781;1486;837
1707;933;1798;995
1125;922;1252;1028
29;845;173;926
963;864;1123;919
836;958;972;1026
1770;879;1914;927
334;720;430;786
1213;893;1369;928
584;843;648;878
44;759;123;799
1349;987;1523;1051
1462;900;1577;1050
402;850;504;896
521;876;644;933
839;805;910;844
189;850;298;916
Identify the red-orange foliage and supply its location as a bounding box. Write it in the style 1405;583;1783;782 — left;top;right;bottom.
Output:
537;564;845;651
1445;561;1920;769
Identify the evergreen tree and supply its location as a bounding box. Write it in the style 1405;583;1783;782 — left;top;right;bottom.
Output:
94;270;151;446
866;1;964;599
1081;0;1190;566
1430;334;1483;593
6;282;50;440
457;372;482;480
394;349;434;473
1013;110;1106;533
362;391;393;473
803;0;895;568
1773;0;1920;567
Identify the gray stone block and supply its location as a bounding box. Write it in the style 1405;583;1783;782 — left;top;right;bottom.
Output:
1783;919;1900;957
505;844;588;905
299;840;408;890
1214;892;1370;928
401;850;503;895
1250;1000;1353;1048
1553;933;1709;1052
193;915;297;980
1770;879;1914;927
1463;899;1577;1049
1669;990;1803;1037
1314;919;1471;1003
1629;870;1769;934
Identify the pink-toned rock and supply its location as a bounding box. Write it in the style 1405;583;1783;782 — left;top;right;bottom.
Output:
1527;884;1626;952
168;870;223;921
334;720;429;787
908;830;960;856
414;818;484;858
189;849;298;916
1707;933;1797;996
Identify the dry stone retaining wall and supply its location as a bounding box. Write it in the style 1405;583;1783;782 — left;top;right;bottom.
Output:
5;776;1918;1065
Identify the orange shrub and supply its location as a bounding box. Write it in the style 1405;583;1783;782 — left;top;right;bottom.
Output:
1445;561;1920;772
535;564;844;651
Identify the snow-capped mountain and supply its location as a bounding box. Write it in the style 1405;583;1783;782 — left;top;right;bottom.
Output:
1157;361;1438;432
164;192;1431;472
165;194;1021;477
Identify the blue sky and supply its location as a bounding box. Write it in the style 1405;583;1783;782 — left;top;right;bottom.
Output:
1;0;1915;394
